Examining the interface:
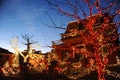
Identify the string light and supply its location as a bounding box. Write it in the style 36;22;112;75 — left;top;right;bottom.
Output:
52;13;119;80
28;54;47;72
106;69;120;79
1;61;20;76
1;13;119;80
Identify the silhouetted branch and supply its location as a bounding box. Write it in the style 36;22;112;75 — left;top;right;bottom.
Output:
101;1;116;13
46;0;82;20
41;12;66;30
22;34;37;53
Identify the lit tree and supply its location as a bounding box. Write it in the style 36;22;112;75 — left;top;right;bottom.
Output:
10;37;20;66
1;37;21;76
46;0;120;80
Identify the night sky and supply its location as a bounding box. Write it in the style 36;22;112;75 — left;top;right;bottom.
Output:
0;0;119;53
0;0;69;53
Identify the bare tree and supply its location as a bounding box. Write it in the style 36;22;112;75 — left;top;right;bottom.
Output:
22;34;37;54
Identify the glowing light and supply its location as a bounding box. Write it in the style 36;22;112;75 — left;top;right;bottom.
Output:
1;61;20;76
53;13;119;80
28;54;47;72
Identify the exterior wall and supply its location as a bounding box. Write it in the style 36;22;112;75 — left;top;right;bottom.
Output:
52;14;119;65
0;54;12;67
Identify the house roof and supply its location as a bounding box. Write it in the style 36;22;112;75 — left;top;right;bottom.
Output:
0;47;13;54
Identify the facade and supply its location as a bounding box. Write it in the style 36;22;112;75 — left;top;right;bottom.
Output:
52;13;120;79
52;13;119;65
0;47;13;67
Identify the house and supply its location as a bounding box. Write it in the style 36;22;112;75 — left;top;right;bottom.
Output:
52;13;120;79
0;47;13;67
52;13;119;64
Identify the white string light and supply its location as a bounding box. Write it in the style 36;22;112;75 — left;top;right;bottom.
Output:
106;69;120;79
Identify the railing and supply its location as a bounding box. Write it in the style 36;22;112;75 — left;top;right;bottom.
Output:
52;40;63;46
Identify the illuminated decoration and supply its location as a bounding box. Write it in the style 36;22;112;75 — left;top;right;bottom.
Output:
116;56;120;64
1;36;50;76
1;37;33;76
52;13;119;80
106;69;120;79
55;60;68;73
1;55;20;77
1;61;20;76
10;37;20;66
0;2;119;79
28;54;47;72
106;60;120;79
47;0;120;79
1;37;20;76
1;14;118;79
67;62;88;79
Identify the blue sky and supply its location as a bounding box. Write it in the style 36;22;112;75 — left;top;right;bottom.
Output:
0;0;70;53
0;0;119;53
